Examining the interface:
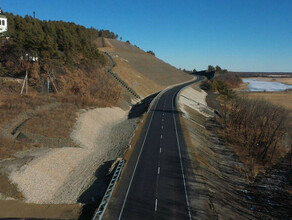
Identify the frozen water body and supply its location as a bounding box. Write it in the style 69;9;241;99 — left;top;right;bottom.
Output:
243;79;292;92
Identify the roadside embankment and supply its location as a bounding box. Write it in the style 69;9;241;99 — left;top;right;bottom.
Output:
177;83;292;219
9;107;138;204
98;38;192;99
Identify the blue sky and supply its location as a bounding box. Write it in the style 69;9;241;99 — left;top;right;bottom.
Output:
1;0;292;72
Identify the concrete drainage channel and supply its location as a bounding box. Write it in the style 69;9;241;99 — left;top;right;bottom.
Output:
91;159;125;220
103;52;141;99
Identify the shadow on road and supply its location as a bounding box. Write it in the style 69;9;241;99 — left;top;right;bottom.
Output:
128;92;159;119
151;109;181;114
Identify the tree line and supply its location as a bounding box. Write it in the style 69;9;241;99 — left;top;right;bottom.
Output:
222;97;289;165
0;13;118;76
200;66;290;167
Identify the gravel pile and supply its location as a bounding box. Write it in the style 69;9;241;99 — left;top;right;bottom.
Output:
10;107;137;204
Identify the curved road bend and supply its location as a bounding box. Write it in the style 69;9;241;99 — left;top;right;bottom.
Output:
103;76;203;220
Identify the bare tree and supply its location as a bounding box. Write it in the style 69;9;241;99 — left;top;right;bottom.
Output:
221;96;289;164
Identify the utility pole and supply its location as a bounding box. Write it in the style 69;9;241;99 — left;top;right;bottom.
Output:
20;70;28;95
26;70;28;94
47;76;50;93
48;70;59;93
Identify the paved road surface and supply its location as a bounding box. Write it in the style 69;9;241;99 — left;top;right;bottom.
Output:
103;77;202;220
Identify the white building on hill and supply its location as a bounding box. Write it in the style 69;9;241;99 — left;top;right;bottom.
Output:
0;8;8;34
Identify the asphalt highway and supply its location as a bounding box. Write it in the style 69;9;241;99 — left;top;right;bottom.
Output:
103;76;203;220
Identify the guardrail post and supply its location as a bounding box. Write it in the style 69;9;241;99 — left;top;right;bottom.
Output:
91;159;126;220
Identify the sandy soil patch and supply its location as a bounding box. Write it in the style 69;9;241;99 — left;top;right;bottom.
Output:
9;107;137;204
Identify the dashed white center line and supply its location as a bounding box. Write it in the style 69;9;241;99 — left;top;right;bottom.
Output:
161;125;163;129
160;134;163;139
155;198;158;211
158;167;160;174
160;147;162;153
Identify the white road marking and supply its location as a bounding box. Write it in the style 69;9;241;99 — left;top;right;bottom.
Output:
118;97;161;220
158;167;160;174
160;134;163;139
160;147;162;153
161;125;163;129
172;92;192;220
118;81;196;219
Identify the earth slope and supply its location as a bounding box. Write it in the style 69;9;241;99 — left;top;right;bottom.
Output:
99;38;192;98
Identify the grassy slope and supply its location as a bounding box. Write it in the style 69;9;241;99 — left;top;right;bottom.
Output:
99;38;192;98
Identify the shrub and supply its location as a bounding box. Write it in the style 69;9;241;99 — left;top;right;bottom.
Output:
220;96;290;165
146;50;155;56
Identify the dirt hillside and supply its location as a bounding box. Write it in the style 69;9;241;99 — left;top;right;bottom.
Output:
99;38;192;98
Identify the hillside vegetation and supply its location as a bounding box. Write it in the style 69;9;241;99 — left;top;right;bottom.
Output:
0;13;121;103
0;13;122;160
201;68;291;176
1;13;117;74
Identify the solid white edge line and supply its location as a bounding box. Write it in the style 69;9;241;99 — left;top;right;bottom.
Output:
118;78;198;219
118;93;160;220
172;90;192;220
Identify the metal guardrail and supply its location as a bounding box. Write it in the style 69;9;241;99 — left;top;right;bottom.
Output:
92;159;126;220
103;52;141;99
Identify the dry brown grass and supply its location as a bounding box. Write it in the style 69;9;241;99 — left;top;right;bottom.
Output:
0;174;23;199
0;136;33;159
247;91;292;111
56;64;122;106
0;94;58;125
103;38;192;89
276;78;292;85
0;94;106;159
0;200;81;219
0;63;123;159
21;103;78;138
247;91;292;131
113;57;163;98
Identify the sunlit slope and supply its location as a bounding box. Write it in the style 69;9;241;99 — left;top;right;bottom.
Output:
99;38;192;98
